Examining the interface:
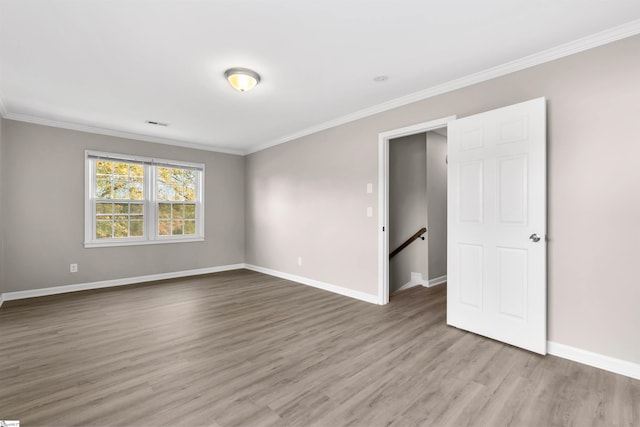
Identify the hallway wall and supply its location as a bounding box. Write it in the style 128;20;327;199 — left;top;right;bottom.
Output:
388;133;427;292
426;132;447;280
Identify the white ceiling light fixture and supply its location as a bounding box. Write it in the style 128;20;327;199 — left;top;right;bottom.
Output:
224;67;261;92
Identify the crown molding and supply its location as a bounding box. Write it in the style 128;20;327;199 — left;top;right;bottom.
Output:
0;112;245;156
246;18;640;154
1;19;639;156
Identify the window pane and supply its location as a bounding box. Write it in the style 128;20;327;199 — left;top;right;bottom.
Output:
130;179;143;200
172;204;184;219
158;220;171;236
172;220;184;235
94;159;145;207
130;203;144;215
171;168;183;182
183;170;195;186
114;203;129;214
158;203;171;219
184;220;196;235
113;162;129;177
114;216;129;238
183;187;196;201
96;161;113;175
113;181;129;199
96;203;113;214
184;204;195;219
96;179;113;199
130;220;144;237
130;164;143;177
157;167;170;184
157;167;197;203
172;187;185;201
96;220;112;239
157;184;173;201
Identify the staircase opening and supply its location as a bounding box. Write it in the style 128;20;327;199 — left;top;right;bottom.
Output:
388;129;448;298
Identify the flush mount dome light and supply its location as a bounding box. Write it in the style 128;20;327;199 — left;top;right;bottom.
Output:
224;67;261;92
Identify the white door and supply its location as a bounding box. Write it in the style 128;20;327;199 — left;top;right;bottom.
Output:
447;97;547;354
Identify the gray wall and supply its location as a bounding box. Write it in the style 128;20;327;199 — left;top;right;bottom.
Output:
389;133;427;293
245;34;640;365
0;118;4;295
244;128;377;292
2;121;245;293
426;132;447;280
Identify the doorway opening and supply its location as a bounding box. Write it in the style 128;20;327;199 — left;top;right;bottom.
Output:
388;129;448;296
378;116;456;305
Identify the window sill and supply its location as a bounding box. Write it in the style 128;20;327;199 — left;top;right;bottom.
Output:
84;237;205;249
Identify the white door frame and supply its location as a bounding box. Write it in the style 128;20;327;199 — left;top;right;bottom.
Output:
377;116;456;305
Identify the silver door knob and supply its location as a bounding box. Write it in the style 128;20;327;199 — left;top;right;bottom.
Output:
529;233;541;242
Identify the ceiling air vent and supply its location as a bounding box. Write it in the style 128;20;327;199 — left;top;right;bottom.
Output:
145;120;169;127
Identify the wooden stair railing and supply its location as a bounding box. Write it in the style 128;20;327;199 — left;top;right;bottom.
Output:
389;227;427;259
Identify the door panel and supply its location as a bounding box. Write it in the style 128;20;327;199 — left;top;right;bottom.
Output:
447;97;547;354
458;161;484;223
497;247;527;320
498;155;527;224
458;244;484;308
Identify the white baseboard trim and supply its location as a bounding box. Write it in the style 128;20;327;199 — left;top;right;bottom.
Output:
394;279;422;293
393;273;447;293
244;264;379;305
427;275;447;287
0;294;4;308
393;272;427;294
1;264;245;302
547;341;640;380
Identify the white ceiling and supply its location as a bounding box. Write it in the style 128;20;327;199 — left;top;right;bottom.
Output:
1;1;640;154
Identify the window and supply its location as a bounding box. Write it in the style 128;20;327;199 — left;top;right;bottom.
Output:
85;151;204;247
94;160;145;239
156;167;198;237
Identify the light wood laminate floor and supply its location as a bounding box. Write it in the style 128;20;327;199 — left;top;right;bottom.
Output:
1;269;639;426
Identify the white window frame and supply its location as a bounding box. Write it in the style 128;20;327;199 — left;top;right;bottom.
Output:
84;150;205;248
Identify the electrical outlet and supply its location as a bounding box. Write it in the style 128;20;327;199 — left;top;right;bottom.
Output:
297;257;302;266
70;263;78;273
367;207;373;217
